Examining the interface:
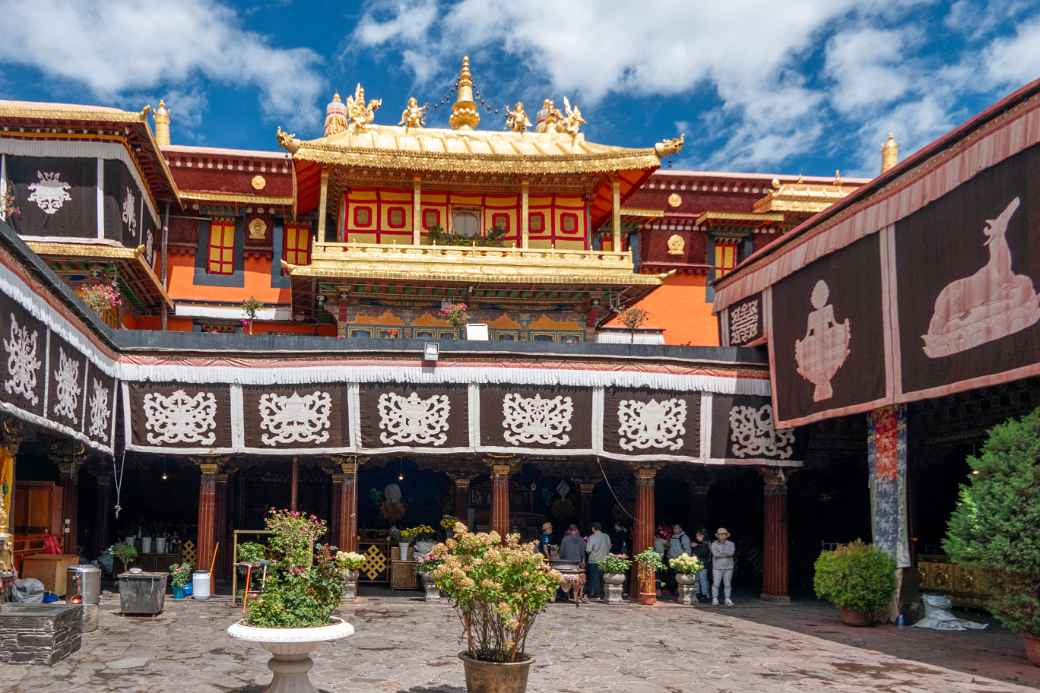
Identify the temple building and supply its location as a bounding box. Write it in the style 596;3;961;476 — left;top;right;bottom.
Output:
3;56;1030;609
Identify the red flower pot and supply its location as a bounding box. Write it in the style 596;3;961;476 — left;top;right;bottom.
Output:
838;607;875;627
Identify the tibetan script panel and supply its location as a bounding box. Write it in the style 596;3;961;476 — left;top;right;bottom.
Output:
895;143;1040;398
770;233;886;427
726;293;763;346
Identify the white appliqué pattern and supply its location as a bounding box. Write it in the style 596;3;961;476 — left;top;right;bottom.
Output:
729;299;760;345
52;347;81;422
617;398;686;451
27;171;72;215
145;229;154;264
729;403;794;459
259;391;332;446
3;314;41;406
88;378;111;439
501;393;573;446
378;392;450;446
121;187;137;237
143;389;217;445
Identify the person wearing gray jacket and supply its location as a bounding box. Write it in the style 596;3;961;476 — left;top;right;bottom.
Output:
710;527;736;606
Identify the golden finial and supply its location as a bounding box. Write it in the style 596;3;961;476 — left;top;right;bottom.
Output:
881;132;899;173
153;98;170;146
449;55;480;130
324;91;348;136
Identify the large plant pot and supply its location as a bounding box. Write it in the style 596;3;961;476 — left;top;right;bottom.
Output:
675;573;697;606
1024;634;1040;667
603;573;625;604
228;617;354;693
459;652;533;693
117;572;168;615
341;570;359;603
838;607;875;627
421;572;439;601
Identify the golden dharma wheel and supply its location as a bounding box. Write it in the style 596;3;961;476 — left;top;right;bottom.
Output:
251;174;267;191
667;192;682;208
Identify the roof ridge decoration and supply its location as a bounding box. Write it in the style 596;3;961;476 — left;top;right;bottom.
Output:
449;55;480;130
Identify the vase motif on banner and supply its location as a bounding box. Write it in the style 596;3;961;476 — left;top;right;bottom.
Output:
377;391;450;445
258;390;332;445
501;393;573;446
868;406;910;568
617;398;686;451
794;279;851;402
52;347;81;422
729;403;794;459
26;171;71;215
3;314;41;406
143;389;218;445
87;377;110;439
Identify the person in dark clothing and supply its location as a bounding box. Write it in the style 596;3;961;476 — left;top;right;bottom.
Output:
539;522;554;559
692;529;712;601
558;524;586;563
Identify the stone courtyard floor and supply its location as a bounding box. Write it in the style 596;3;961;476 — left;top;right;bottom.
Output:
1;591;1038;692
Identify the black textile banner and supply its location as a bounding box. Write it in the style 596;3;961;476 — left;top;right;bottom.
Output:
7;156;97;239
103;159;142;245
242;384;349;450
602;388;700;458
359;383;469;450
128;382;232;449
709;394;801;462
770;233;886;426
0;292;46;418
896;143;1040;397
478;385;592;450
45;332;88;430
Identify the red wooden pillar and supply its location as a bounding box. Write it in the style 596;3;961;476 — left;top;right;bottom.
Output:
490;463;512;538
454;478;471;522
633;466;657;605
194;460;221;574
334;456;360;553
760;468;791;602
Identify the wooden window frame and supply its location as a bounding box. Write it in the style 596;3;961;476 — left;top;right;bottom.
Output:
283;223;311;266
207;220;235;275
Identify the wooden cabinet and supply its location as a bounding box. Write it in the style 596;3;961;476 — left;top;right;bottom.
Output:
390;559;418;590
917;555;995;609
13;481;61;535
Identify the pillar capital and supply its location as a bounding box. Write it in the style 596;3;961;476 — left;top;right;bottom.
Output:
330;454;364;477
634;466;658;482
192;456;231;476
454;477;472;489
759;467;793;496
485;454;519;477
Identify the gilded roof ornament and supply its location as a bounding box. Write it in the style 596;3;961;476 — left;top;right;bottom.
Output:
399;97;427;129
560;97;586;138
505;102;532;133
345;83;382;133
654;133;685;157
535;99;563;133
323;92;348;136
276;127;299;152
881;132;899;173
449;56;480;130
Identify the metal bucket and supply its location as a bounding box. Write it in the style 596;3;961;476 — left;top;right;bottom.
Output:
67;564;101;605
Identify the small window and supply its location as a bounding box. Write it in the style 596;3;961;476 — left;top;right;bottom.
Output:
529;213;545;233
451;208;481;238
415;330;434;339
496;333;516;342
560;213;578;233
561;334;580;345
422;209;440;230
353;206;372;227
387;207;406;228
207;220;235;275
714;239;739;279
492;213;509;233
532;334;555;343
350;329;371;339
283;223;311;266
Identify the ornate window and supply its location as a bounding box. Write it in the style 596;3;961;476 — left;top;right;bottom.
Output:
283;223;311;266
207;220;235;275
560;212;578;233
713;238;740;279
387;207;406;228
491;213;509;233
422;209;440;230
451;208;481;238
353;206;373;227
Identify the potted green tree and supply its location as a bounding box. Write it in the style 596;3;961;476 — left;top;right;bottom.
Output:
595;553;631;604
430;523;561;693
111;543;138;574
227;509;354;691
944;407;1040;667
814;540;896;626
669;554;704;606
634;548;665;605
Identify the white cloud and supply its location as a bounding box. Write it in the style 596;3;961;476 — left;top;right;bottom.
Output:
825;27;915;113
0;0;324;131
982;14;1040;89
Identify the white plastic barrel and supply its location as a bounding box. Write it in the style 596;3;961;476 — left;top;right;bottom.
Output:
192;570;211;600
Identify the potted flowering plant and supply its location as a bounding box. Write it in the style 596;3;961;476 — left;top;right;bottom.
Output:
227;509;354;692
595;554;632;604
415;552;442;601
430;524;561;693
635;548;665;605
440;514;460;535
669;554;704;605
439;302;470;331
169;562;192;600
79;281;122;327
241;297;263;335
335;550;365;602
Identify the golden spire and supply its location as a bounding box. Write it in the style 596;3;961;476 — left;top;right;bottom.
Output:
449;55;480;130
153;99;170;146
881;132;898;173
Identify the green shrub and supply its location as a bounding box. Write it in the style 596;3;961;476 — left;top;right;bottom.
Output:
814;540;896;612
596;553;632;574
944;407;1040;636
237;542;266;565
111;543;138;573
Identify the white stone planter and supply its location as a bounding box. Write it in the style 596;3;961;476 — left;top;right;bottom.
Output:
227;617;354;693
603;573;626;604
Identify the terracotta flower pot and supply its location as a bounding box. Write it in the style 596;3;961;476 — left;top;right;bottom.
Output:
838;607;874;627
459;652;533;693
1024;634;1040;667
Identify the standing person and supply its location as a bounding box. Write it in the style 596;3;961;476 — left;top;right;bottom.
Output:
558;524;585;563
653;525;672;597
692;529;712;602
585;522;611;599
539;522;554;559
711;527;736;606
669;524;691;558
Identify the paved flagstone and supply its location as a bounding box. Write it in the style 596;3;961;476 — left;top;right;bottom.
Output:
0;593;1037;692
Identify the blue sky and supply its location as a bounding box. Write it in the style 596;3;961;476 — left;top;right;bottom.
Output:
1;1;1038;176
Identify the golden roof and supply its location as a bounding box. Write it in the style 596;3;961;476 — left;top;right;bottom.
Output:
278;124;682;177
753;175;860;215
287;242;666;287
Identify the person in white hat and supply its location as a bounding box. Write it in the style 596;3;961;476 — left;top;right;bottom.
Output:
711;527;736;606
